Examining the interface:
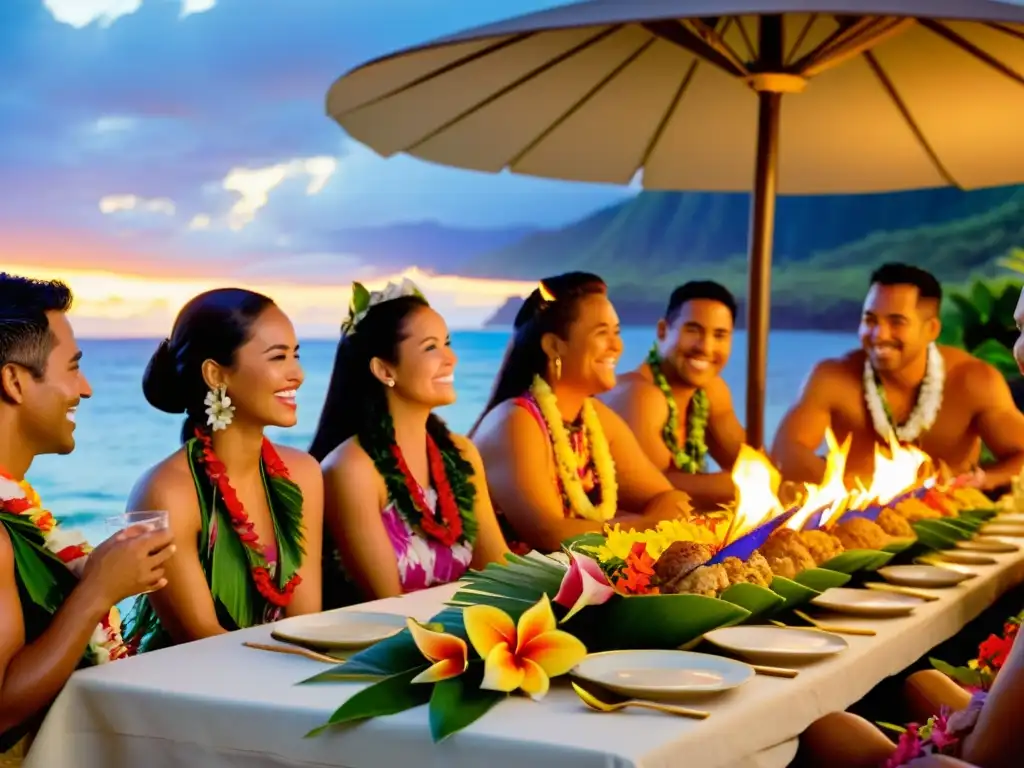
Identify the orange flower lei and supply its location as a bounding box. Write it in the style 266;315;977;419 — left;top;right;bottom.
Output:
0;468;129;664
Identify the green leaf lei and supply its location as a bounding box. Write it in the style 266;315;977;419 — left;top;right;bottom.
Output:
362;409;478;546
646;344;709;474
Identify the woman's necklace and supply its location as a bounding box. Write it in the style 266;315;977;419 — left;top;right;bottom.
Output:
530;375;618;521
863;343;945;444
390;435;465;547
647;345;709;473
194;430;303;607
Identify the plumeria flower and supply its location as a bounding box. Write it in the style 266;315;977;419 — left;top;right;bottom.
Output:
464;594;587;701
553;551;615;622
0;475;26;501
204;386;235;431
406;618;468;683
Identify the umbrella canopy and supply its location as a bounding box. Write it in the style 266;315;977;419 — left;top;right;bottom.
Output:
325;0;1024;447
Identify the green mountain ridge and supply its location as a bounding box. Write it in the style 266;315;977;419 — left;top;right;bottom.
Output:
473;185;1024;329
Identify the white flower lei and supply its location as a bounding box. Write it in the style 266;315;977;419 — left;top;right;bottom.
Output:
0;474;129;665
863;342;945;444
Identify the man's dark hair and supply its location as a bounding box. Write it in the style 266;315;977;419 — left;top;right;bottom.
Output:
0;273;74;379
665;281;737;324
869;263;943;307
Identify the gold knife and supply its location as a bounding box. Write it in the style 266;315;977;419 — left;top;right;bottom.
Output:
864;582;941;601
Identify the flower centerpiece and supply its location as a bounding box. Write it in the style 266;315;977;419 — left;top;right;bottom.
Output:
929;611;1022;692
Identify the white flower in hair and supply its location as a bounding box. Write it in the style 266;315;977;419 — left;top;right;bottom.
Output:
342;277;425;334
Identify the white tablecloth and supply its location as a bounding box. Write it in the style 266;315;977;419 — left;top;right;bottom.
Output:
25;549;1024;768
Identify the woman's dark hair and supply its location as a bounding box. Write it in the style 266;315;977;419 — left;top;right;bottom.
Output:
469;271;607;436
142;288;275;443
308;295;465;468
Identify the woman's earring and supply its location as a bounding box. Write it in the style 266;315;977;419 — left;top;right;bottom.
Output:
204;385;235;431
385;378;396;388
554;357;562;382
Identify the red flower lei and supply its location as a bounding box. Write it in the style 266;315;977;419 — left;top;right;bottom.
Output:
390;435;464;547
195;429;302;607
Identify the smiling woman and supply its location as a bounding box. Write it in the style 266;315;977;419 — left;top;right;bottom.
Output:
469;272;697;554
123;288;324;652
309;279;509;607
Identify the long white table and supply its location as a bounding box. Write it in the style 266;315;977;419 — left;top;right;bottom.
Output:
25;547;1024;768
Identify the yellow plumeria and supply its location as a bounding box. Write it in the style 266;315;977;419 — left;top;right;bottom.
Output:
591;518;726;563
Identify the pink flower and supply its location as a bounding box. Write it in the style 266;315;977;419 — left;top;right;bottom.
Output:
927;710;959;751
884;725;925;768
553;551;616;622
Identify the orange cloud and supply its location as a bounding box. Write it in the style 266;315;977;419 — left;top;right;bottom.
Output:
4;262;531;338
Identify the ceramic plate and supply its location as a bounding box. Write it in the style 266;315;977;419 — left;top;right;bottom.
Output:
980;523;1024;537
928;549;998;566
810;587;924;617
876;564;971;588
571;650;753;700
703;626;847;663
271;611;407;650
956;537;1020;554
996;513;1024;524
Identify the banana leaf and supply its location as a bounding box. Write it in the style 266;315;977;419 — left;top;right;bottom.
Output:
959;508;998;522
794;567;852;591
769;576;820;610
818;549;894;574
883;538;916;554
582;593;749;651
913;519;970;545
932;518;978;538
720;583;785;618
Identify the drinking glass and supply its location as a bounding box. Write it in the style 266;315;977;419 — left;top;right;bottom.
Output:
106;509;170;535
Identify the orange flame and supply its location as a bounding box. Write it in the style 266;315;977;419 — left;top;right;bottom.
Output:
725;445;784;545
786;428;852;530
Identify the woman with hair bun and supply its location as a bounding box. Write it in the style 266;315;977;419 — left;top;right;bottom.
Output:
125;289;322;650
310;279;508;605
470;272;695;554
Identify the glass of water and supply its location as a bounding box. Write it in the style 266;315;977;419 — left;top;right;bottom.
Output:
106;510;170;535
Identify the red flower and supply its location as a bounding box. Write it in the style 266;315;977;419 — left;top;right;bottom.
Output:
1;497;33;515
194;429;302;609
614;542;659;595
390;435;464;547
978;633;1014;671
54;544;89;564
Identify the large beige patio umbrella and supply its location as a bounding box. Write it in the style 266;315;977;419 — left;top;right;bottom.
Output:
325;0;1024;448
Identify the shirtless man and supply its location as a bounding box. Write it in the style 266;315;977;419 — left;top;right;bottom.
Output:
0;274;174;756
602;281;745;507
772;263;1024;491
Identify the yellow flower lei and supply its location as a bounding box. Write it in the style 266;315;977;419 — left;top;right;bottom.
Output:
530;375;618;522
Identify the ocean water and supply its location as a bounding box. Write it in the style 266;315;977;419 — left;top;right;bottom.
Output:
29;328;856;545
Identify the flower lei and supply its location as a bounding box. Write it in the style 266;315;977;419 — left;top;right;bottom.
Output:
0;469;128;665
363;410;477;548
864;342;945;444
646;344;709;473
530;375;618;522
390;434;465;547
194;429;302;607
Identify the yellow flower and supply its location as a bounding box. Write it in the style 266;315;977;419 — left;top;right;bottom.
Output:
594;519;724;563
406;618;469;684
464;594;587;700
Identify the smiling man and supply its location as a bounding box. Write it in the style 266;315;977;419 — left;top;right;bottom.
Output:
602;281;745;507
772;263;1024;491
0;273;174;761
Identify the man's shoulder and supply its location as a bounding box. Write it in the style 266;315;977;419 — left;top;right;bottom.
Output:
809;351;864;382
940;345;1005;389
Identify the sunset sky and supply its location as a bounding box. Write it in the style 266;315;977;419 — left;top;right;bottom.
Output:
6;0;634;336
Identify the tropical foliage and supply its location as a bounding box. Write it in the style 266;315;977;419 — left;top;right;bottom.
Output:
939;278;1021;381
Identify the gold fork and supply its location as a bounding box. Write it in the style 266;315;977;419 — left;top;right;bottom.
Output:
571;681;710;719
243;641;340;663
770;611;876;636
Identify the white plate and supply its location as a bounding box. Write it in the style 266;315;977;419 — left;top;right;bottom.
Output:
571;650;753;700
703;626;848;663
271;611;407;650
810;587;924;617
996;513;1024;524
929;549;998;566
980;523;1024;537
956;537;1020;553
877;564;971;588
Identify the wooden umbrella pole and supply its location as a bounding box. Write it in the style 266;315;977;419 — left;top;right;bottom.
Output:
745;15;784;450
